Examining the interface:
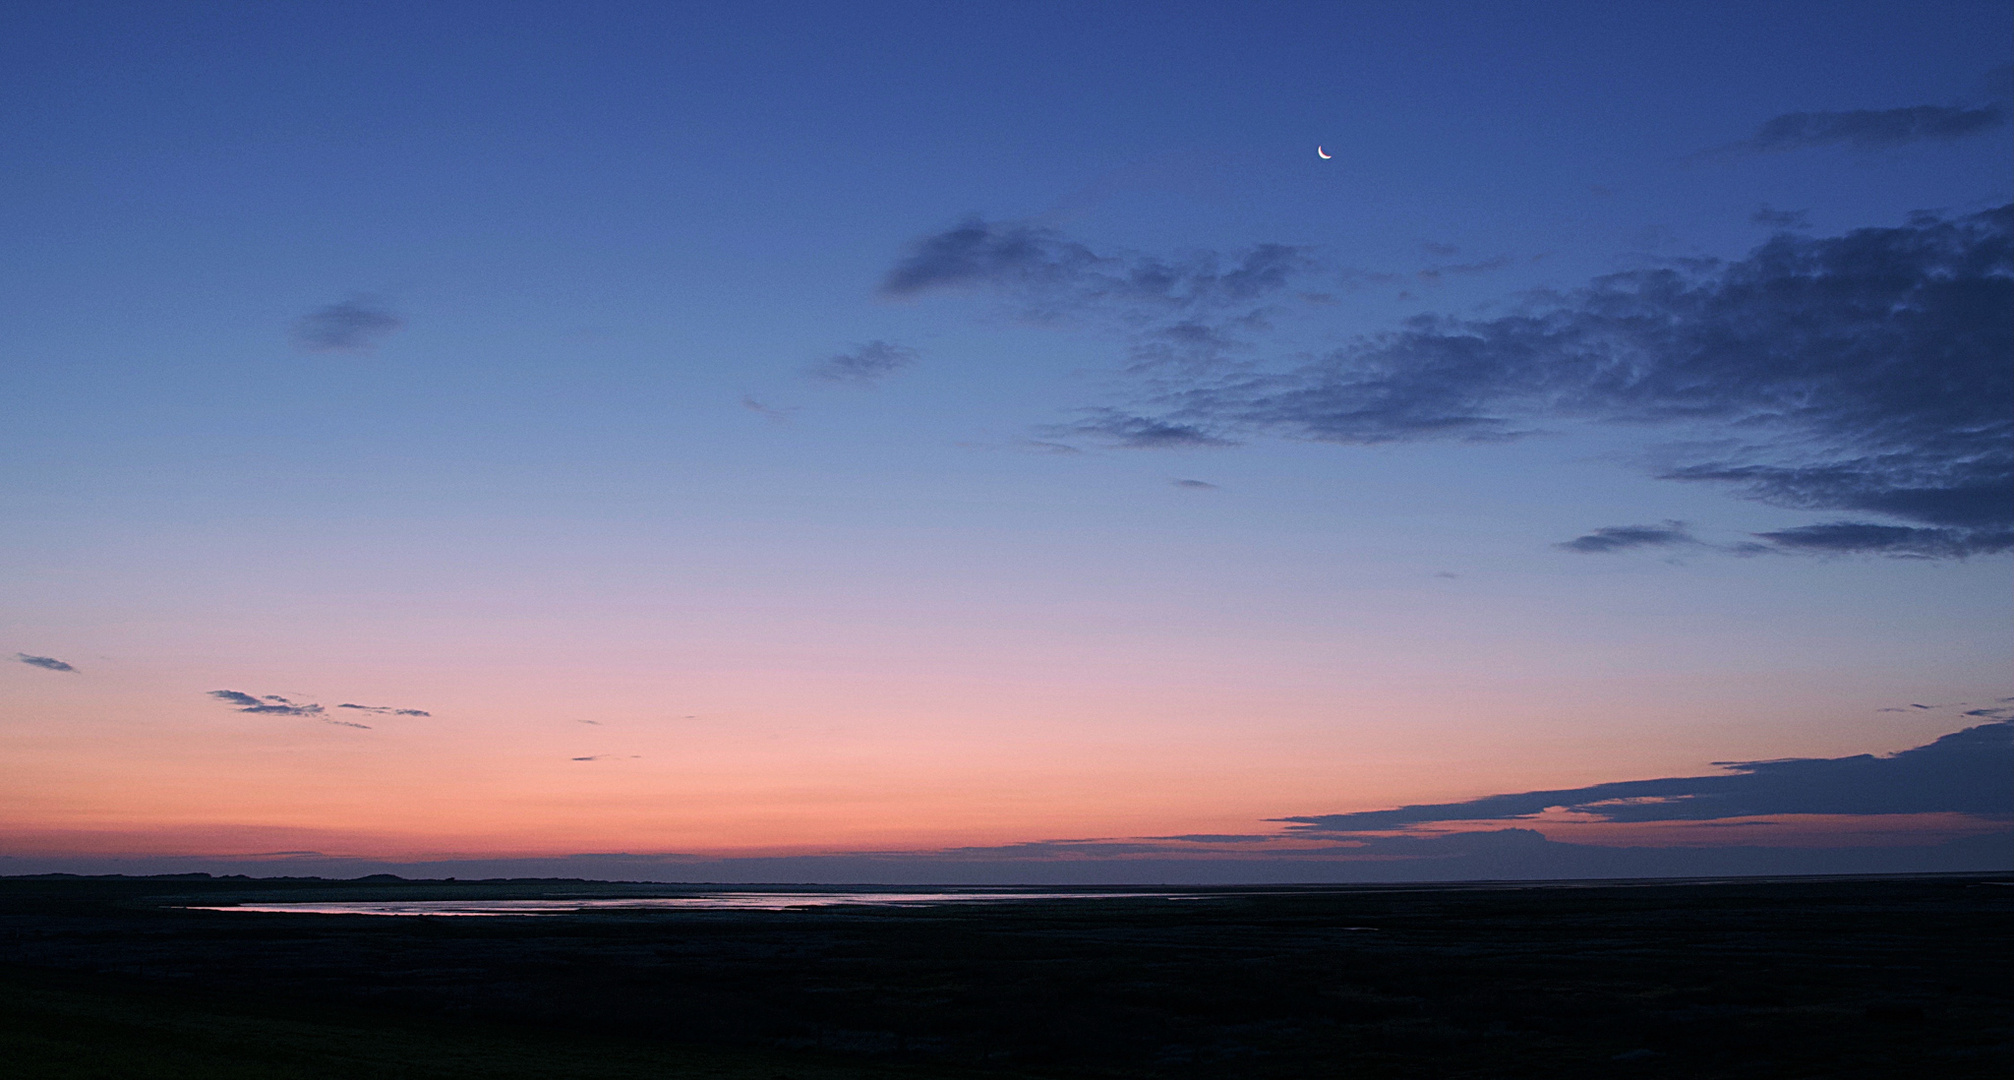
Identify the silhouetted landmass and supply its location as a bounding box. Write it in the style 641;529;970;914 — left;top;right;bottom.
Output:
2;874;2009;1077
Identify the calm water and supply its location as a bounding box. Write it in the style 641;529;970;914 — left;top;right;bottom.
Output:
189;891;1188;915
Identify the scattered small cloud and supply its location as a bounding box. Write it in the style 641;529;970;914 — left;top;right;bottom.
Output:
1416;255;1512;283
208;689;367;728
880;218;1312;309
810;340;919;385
336;703;432;717
1172;478;1219;490
1061;408;1238;449
740;396;798;422
291;296;404;354
1751;205;1810;229
1557;521;1696;554
1433;571;1460;579
208;690;323;717
15;653;76;673
880;217;1316;371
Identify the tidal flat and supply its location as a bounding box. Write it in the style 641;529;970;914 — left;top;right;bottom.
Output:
2;874;2008;1078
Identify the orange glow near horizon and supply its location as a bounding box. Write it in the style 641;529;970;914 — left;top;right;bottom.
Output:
6;656;2001;863
4;582;2006;866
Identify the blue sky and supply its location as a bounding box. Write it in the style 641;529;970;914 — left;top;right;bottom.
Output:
2;1;2009;879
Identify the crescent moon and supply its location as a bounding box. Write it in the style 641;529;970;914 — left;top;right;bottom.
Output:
1317;146;1332;159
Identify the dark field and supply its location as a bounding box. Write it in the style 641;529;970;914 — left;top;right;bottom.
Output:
2;874;2008;1078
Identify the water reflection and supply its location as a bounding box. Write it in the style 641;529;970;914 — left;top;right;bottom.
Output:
189;891;1184;915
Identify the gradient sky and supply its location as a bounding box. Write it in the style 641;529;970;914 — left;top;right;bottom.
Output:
3;1;2009;880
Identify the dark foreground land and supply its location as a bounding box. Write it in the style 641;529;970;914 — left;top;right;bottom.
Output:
1;874;2008;1078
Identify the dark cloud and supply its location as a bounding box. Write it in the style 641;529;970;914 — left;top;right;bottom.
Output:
1125;317;1268;370
208;692;417;725
1719;104;2007;155
740;396;797;422
881;218;1313;310
880;218;1092;299
1416;255;1512;282
1172;478;1219;490
883;207;2011;561
1660;455;2011;538
291;297;403;354
811;340;919;385
1112;206;2013;558
16;653;76;672
337;703;432;717
1278;721;2012;832
881;218;1316;372
208;690;325;718
1557;521;1695;554
1063;408;1238;449
1751;522;2010;558
207;689;367;728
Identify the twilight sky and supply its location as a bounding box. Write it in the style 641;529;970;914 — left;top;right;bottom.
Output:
3;1;2009;881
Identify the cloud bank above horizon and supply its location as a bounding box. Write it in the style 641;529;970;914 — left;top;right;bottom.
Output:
1276;718;2011;833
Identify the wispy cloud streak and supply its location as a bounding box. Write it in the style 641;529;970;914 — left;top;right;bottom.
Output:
337;703;432;717
882;217;1317;373
208;690;369;728
1557;521;1696;554
811;340;919;385
291;297;403;354
1711;104;2007;156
